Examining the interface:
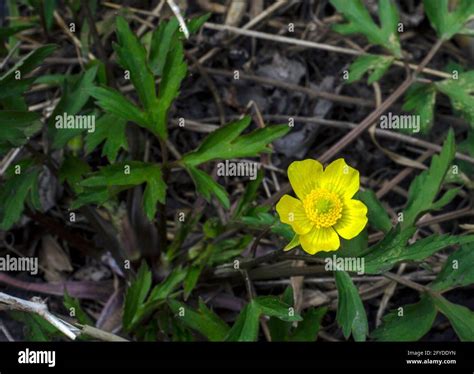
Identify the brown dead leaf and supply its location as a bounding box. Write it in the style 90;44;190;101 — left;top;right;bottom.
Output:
39;235;73;282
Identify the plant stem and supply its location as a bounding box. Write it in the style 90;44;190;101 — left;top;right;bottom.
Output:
78;324;129;342
157;138;170;258
383;272;431;294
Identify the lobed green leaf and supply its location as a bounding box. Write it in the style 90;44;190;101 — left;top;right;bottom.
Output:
372;295;437;341
334;270;368;341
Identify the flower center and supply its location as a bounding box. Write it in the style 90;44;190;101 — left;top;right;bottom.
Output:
303;188;343;228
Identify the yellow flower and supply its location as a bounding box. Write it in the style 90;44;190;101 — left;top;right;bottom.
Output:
276;158;368;254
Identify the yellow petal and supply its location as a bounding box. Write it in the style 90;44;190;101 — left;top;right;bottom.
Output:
320;158;360;199
276;195;313;235
334;199;368;239
300;226;340;254
288;159;323;200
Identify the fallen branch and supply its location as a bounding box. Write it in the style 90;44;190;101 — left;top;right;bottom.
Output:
0;292;79;340
0;291;129;342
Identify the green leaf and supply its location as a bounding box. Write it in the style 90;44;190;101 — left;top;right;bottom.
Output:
80;161;150;186
0;44;57;98
436;71;474;128
130;267;187;330
42;0;57;31
339;229;368;258
34;73;67;87
0;110;41;153
0;166;41;230
114;17;157;117
79;161;166;220
89;86;149;128
255;296;302;322
168;299;230;341
186;14;211;35
267;286;294;341
403;130;456;228
64;291;93;326
225;301;261;342
233;170;263;218
423;0;474;40
347;54;394;84
209;236;252;265
225;296;301;342
240;209;295;241
142;167;167;220
284;234;301;251
405;234;474;261
147;267;187;302
431;243;474;291
334;270;368;341
182;116;290;166
147;15;207;77
365;229;474;274
330;0;401;57
288;307;327;342
358;190;392;233
49;66;97;116
183;265;203;300
0;110;39;128
0;94;28;112
49;65;98;149
0;24;33;39
123;262;152;331
372;295;437;341
185;165;230;208
70;186;110;210
430;294;474;341
430;187;460;211
402;83;437;133
363;225;414;270
151;40;187;139
85;113;128;162
59;156;91;193
113;15;185;140
149;18;180;76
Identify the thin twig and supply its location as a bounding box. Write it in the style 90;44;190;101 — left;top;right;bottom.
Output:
203;67;372;107
0;41;21;70
203;22;451;79
262;115;474;165
198;0;290;64
383;272;431;294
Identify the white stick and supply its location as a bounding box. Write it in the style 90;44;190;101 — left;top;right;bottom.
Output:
167;0;189;39
0;292;79;340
